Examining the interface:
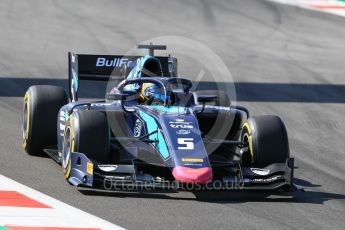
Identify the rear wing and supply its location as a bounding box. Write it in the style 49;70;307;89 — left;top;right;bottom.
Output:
68;52;178;101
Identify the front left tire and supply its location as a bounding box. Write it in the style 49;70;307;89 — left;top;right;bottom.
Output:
63;110;110;180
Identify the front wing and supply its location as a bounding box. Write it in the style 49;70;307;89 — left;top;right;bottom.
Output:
68;152;295;191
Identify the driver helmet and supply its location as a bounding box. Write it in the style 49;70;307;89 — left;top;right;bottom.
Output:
139;83;170;105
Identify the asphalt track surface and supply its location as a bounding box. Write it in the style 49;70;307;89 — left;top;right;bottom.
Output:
0;0;345;229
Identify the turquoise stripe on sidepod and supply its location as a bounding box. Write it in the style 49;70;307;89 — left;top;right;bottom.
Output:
138;110;170;160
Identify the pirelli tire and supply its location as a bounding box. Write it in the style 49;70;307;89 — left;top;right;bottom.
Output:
194;90;230;107
241;115;289;168
22;85;68;156
63;110;110;180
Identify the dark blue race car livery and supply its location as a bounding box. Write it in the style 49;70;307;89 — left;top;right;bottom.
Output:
22;44;295;191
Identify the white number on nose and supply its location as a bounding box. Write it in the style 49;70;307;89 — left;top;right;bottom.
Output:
177;138;194;150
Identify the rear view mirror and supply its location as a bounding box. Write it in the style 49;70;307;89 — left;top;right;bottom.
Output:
107;90;137;101
197;95;217;103
107;93;129;100
196;95;218;114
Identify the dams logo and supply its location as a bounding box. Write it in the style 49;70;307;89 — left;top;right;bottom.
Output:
134;119;142;137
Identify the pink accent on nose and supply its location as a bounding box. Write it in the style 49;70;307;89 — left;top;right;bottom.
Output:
172;166;213;184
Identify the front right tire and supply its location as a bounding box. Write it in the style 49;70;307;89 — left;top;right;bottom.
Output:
241;115;290;168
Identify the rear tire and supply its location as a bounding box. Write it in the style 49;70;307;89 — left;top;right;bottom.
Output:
22;85;68;156
194;90;230;106
63;110;110;180
241;115;289;168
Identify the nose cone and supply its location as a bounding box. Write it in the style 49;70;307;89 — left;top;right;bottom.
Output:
172;166;213;184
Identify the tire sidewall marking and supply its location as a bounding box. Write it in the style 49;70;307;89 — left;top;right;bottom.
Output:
22;91;30;148
242;122;254;163
64;115;75;179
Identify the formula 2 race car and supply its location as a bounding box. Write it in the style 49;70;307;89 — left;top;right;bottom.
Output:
22;44;295;191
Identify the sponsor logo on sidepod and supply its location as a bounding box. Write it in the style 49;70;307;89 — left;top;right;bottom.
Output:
169;119;193;129
170;124;193;129
176;129;191;135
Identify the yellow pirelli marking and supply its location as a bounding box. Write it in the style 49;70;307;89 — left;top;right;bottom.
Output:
69;115;75;152
87;162;94;175
22;91;30;148
243;122;254;163
65;115;75;179
64;159;71;179
182;158;204;163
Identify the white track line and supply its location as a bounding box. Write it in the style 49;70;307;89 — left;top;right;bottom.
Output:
0;175;125;230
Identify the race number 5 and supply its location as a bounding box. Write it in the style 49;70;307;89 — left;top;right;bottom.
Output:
177;138;194;150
